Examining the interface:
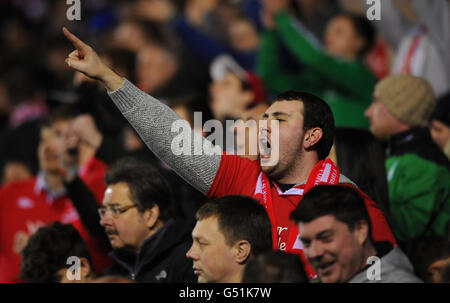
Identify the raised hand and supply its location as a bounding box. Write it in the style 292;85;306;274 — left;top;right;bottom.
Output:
260;0;290;29
70;114;103;150
63;27;124;91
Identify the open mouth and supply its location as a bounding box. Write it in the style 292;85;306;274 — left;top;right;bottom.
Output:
259;138;271;158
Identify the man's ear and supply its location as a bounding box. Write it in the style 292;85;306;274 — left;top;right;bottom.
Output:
234;240;251;264
303;127;323;149
354;220;370;246
143;204;160;229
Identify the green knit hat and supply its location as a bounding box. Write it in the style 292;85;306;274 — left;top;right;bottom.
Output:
374;74;436;127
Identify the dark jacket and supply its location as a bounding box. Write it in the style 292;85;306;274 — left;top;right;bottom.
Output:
104;219;196;283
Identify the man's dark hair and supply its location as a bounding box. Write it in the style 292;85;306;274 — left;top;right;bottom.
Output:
342;13;376;57
196;195;272;257
290;185;372;239
105;157;174;221
41;104;81;129
242;250;310;283
334;127;391;222
274;91;335;160
20;222;94;283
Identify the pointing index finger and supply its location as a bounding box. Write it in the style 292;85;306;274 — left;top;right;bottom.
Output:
62;27;89;51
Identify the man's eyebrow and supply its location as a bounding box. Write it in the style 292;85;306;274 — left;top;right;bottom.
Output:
104;203;120;207
193;235;208;242
300;229;334;242
316;229;334;239
299;236;310;243
262;112;290;118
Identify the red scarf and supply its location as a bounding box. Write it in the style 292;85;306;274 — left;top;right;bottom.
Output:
254;158;339;250
254;158;339;277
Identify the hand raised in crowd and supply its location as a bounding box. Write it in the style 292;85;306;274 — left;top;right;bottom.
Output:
260;0;290;29
62;27;124;92
57;114;103;182
260;7;276;30
70;114;103;151
133;0;176;23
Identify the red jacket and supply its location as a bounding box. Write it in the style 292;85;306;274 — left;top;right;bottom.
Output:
207;154;396;277
0;157;110;282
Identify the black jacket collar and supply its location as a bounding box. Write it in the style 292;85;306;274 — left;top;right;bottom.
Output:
387;127;450;168
109;219;193;275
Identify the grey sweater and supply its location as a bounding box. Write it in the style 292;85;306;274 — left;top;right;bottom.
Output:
107;79;357;196
108;79;222;195
349;246;422;283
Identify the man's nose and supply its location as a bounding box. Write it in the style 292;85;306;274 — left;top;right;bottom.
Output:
306;241;325;261
99;211;113;227
186;244;198;260
365;103;374;118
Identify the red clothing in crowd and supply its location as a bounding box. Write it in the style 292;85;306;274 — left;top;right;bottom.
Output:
207;154;396;277
0;157;110;283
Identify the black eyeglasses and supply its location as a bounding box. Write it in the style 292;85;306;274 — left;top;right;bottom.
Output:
98;204;137;218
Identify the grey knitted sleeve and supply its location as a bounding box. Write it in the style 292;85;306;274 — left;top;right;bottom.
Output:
107;79;222;194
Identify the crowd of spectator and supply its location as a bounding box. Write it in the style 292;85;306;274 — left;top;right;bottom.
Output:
0;0;449;283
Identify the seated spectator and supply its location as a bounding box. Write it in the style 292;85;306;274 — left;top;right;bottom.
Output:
209;55;266;153
20;222;96;283
242;250;309;283
209;55;266;122
365;74;450;246
258;0;377;129
430;93;450;161
0;107;110;282
291;185;421;283
99;158;196;282
186;195;273;283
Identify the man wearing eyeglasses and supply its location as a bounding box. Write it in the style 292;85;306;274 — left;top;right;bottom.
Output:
98;158;196;282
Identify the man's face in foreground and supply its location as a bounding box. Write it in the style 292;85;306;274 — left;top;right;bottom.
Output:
100;182;150;252
299;215;368;283
186;216;239;283
259;100;305;180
